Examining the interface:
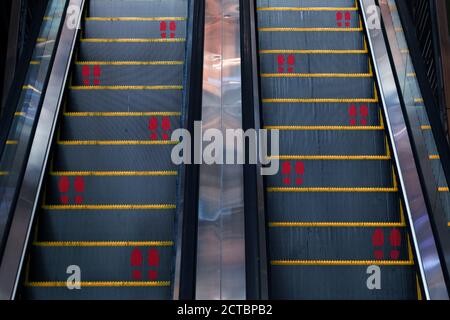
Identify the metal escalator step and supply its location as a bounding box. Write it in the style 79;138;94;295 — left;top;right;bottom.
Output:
60;115;180;140
268;226;410;260
258;31;365;51
78;41;186;61
36;210;176;241
257;0;357;8
259;53;370;74
84;19;187;39
24;286;171;300
262;103;380;126
275;130;387;155
28;246;173;282
67;89;182;113
89;0;188;18
260;77;375;99
52;145;175;171
269;265;417;299
257;10;359;28
265;159;393;187
265;192;400;222
45;175;177;205
73;64;184;86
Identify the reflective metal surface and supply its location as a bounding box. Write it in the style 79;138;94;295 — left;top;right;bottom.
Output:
360;0;448;299
379;0;450;292
196;0;246;299
0;0;84;300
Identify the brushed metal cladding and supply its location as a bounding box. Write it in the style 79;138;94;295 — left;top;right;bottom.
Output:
196;0;246;300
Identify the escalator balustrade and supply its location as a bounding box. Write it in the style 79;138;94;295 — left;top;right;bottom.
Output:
22;0;189;299
256;0;421;299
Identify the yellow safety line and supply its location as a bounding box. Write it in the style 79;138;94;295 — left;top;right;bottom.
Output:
49;171;177;176
0;172;9;176
269;155;391;160
264;125;383;131
429;155;440;160
421;125;431;130
271;260;413;266
43;16;51;21
69;85;183;90
22;85;41;93
6;140;18;145
86;17;186;21
257;7;358;12
25;281;170;287
30;60;40;65
63;111;181;117
399;200;406;226
407;235;414;262
269;222;406;227
416;275;423;300
258;27;362;32
259;49;368;54
439;187;449;192
75;61;184;65
42;204;176;210
260;73;372;78
414;98;424;103
57;140;177;145
407;73;416;77
33;241;173;247
263;98;378;103
80;38;185;43
267;187;398;193
36;38;47;43
392;166;398;190
15;112;26;116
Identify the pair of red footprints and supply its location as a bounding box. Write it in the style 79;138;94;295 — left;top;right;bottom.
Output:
277;54;295;73
160;21;177;38
336;11;352;27
282;161;304;185
58;176;85;204
82;65;101;86
149;116;171;140
131;248;160;281
372;228;402;260
349;104;369;126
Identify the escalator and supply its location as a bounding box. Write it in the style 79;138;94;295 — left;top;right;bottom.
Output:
15;0;193;299
255;0;421;299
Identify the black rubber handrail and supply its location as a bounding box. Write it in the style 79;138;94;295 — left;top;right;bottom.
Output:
178;0;205;300
239;0;269;300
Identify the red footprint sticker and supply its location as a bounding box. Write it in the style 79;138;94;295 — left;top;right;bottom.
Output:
131;248;143;280
160;21;167;38
281;161;291;185
390;228;401;260
372;228;384;260
58;176;70;204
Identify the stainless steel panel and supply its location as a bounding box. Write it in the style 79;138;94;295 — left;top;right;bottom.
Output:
359;0;448;300
196;0;246;300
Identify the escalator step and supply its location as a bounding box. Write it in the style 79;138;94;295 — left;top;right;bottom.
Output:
89;0;188;18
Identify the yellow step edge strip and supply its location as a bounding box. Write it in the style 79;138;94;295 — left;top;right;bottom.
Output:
429;155;440;160
257;7;358;12
25;281;170;287
33;241;173;247
258;27;362;32
269;155;391;160
269;222;406;227
75;61;184;65
80;38;185;43
263;98;378;103
22;85;41;93
69;85;183;90
15;112;26;116
57;140;177;145
271;260;413;266
421;125;431;130
264;125;383;131
259;49;368;54
267;187;398;193
63;111;181;117
414;98;424;103
6;140;18;145
439;187;449;192
86;17;186;21
42;204;176;210
0;172;9;176
30;60;40;65
49;171;177;176
260;72;372;78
